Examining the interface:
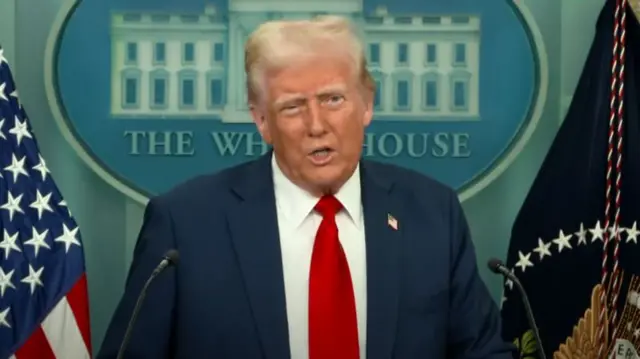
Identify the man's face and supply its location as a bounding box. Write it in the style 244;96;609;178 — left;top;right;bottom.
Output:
251;54;373;195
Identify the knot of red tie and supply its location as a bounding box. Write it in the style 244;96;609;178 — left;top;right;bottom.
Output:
314;195;343;217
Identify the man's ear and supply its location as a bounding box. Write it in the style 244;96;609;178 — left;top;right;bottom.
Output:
250;103;272;145
361;88;374;127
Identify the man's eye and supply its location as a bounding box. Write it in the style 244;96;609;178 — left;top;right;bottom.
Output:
280;104;300;114
325;95;344;105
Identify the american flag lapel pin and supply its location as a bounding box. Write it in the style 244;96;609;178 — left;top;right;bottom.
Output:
387;213;398;231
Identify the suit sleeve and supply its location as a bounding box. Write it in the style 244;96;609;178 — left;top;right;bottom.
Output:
446;191;516;359
96;197;178;359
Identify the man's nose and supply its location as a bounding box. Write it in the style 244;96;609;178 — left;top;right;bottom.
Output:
306;101;327;137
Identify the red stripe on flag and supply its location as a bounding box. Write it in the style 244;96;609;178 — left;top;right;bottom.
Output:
66;273;93;355
14;326;57;359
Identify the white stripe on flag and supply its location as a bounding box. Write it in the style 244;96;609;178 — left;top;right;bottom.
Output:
40;296;91;359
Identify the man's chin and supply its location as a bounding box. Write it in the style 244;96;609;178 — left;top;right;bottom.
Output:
303;172;351;196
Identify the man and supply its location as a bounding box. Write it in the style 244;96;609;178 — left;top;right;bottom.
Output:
97;15;514;359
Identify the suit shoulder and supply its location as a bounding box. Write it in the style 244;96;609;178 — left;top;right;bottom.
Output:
148;160;255;207
364;159;456;201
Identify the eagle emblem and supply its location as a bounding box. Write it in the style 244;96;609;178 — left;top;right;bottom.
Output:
553;283;608;359
553;272;640;359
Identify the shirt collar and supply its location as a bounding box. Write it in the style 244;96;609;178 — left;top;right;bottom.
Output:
272;154;362;229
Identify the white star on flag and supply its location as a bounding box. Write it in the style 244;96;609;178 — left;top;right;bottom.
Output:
627;222;639;244
552;230;572;253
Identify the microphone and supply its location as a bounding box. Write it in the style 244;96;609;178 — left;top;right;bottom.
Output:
116;249;180;359
488;258;546;359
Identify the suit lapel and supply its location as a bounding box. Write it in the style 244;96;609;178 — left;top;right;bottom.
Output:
361;161;402;359
225;155;402;359
227;152;290;359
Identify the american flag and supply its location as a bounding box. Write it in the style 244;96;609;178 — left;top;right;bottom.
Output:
0;47;92;358
387;214;398;231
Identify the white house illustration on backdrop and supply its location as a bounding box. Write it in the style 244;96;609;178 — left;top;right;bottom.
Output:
109;0;481;122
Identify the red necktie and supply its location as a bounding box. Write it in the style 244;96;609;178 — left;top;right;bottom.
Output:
309;195;360;359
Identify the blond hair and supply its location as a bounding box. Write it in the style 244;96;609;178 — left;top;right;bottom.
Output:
244;15;375;104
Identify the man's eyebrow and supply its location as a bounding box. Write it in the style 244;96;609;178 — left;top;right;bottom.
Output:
274;93;305;106
273;84;348;105
315;84;347;95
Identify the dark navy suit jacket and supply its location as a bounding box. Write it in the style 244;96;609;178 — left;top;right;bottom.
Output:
97;152;515;358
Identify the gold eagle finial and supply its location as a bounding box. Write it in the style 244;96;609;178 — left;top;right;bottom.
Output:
553;284;608;359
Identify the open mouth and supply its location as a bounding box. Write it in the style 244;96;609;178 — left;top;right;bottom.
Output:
310;147;332;156
308;147;334;164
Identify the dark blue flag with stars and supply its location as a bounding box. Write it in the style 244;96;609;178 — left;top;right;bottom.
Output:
499;0;640;358
0;46;92;358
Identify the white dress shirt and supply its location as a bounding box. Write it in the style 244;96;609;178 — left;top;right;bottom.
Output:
272;155;367;359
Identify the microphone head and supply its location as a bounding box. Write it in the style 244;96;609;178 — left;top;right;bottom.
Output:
163;249;180;266
487;258;504;274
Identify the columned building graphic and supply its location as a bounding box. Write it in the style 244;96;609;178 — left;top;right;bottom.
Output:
109;0;480;122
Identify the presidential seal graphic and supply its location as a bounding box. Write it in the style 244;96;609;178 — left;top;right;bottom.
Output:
44;0;547;204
